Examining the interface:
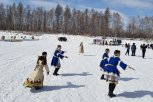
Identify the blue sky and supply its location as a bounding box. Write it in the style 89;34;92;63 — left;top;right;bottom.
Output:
0;0;153;17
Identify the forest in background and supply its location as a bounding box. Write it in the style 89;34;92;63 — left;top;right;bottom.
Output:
0;2;153;39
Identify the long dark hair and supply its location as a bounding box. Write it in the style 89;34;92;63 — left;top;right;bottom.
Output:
37;56;47;65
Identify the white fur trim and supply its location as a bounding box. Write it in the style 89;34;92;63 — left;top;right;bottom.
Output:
103;72;118;77
118;60;122;64
103;57;108;60
114;56;119;58
57;53;61;56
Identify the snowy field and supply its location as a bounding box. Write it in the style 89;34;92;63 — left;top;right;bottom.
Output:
0;32;153;102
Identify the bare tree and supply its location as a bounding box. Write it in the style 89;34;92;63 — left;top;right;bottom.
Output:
63;5;71;34
55;4;63;33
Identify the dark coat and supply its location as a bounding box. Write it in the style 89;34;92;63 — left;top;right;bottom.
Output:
141;45;147;52
131;44;136;51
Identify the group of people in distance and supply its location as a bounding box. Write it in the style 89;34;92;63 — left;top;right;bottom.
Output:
100;48;135;98
125;43;136;56
125;43;149;58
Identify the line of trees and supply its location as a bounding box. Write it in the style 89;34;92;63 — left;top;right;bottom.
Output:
0;2;153;38
127;16;153;38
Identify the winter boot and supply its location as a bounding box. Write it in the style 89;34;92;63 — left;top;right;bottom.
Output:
108;83;116;98
53;68;60;76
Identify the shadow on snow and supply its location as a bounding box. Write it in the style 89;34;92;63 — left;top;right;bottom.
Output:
61;72;93;77
30;82;85;93
83;54;97;56
118;90;153;98
135;55;152;59
119;77;139;81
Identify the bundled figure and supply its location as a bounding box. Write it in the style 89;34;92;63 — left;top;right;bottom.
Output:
51;45;68;76
79;42;84;54
23;52;49;89
125;43;127;48
141;44;147;58
103;50;135;98
125;43;130;56
131;43;136;56
100;48;110;80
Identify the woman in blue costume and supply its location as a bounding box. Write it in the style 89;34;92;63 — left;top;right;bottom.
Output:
100;48;110;80
103;50;135;98
51;45;68;76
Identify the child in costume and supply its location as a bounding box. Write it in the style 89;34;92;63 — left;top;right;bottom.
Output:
23;52;49;89
103;50;135;98
100;48;110;79
125;43;130;56
51;45;68;76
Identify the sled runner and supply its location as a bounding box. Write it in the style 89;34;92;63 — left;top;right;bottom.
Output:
23;78;43;89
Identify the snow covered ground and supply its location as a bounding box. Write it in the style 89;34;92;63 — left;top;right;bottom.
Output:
0;32;153;102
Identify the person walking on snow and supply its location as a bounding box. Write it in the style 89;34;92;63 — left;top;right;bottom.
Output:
141;44;147;58
79;42;84;54
100;48;110;80
131;43;136;56
51;45;68;76
125;43;130;56
23;52;49;89
103;50;135;98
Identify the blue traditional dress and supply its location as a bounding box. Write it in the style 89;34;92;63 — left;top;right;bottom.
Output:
100;53;109;70
51;50;64;68
103;56;128;84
